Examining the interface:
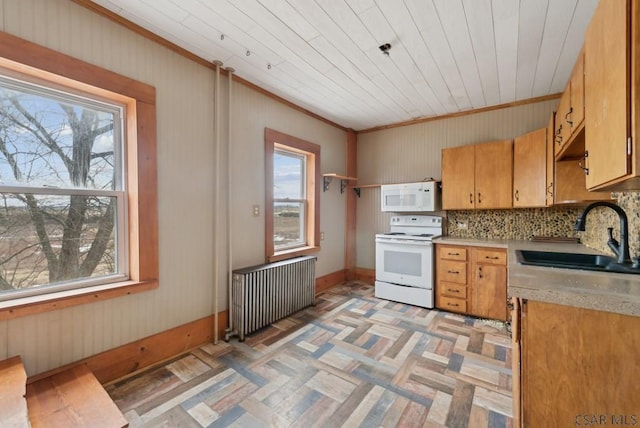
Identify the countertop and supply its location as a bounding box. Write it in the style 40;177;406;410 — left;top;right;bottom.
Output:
434;237;640;317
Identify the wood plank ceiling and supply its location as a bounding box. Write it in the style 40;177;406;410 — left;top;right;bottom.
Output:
89;0;599;131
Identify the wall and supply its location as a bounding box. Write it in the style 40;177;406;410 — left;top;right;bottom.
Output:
356;99;558;269
0;0;349;375
356;101;640;265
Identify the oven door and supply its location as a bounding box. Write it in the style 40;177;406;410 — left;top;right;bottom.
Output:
375;238;433;288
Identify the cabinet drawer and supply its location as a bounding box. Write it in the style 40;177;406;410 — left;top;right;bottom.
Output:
438;245;467;261
439;282;467;299
475;248;507;265
438;296;467;313
437;260;467;284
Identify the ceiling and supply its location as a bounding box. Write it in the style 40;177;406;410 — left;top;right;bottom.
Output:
88;0;599;131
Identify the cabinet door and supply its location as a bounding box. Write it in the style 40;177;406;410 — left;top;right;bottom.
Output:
584;0;630;189
442;145;475;210
474;139;513;209
521;300;640;426
514;128;547;207
554;87;571;156
570;50;585;131
471;263;507;321
545;113;555;206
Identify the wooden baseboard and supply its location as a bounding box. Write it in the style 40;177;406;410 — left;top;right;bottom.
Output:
28;311;227;385
27;268;348;386
355;268;375;285
315;269;346;294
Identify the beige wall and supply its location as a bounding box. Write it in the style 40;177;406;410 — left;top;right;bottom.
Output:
0;0;349;375
356;100;558;269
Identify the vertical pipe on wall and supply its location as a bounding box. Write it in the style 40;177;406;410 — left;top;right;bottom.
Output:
225;67;235;336
213;60;223;344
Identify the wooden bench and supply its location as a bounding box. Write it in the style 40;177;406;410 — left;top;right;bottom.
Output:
0;356;29;427
26;365;128;428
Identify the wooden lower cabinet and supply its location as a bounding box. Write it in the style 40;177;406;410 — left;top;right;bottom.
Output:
436;244;507;321
515;299;640;427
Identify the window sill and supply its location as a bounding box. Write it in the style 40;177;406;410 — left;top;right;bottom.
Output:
0;279;158;321
268;246;320;263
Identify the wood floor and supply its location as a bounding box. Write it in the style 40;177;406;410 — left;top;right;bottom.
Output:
106;282;513;427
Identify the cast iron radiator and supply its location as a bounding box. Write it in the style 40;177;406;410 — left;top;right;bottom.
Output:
225;255;316;341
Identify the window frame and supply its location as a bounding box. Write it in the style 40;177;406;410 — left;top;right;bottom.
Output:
0;31;158;319
265;128;320;262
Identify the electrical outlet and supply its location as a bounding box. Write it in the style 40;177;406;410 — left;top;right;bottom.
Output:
457;221;468;229
252;205;260;216
320;232;325;240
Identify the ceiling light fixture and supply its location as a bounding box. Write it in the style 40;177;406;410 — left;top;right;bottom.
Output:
246;50;251;56
379;43;391;56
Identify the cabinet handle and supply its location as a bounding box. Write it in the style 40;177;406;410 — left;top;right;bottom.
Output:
565;106;573;127
469;193;473;204
514;189;519;201
555;125;563;145
579;150;589;176
447;270;460;274
447;288;460;293
546;183;553;196
478;266;483;278
485;256;500;260
448;303;460;307
477;192;482;204
447;252;460;256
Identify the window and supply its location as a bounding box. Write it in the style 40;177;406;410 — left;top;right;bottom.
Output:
265;128;320;262
0;75;126;300
0;31;157;313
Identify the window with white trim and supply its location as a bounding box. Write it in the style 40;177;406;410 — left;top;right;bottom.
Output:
0;74;126;300
265;128;320;262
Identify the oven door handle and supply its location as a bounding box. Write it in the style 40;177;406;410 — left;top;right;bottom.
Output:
375;238;432;246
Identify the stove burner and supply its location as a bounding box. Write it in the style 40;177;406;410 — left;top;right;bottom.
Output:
418;233;434;237
386;232;405;235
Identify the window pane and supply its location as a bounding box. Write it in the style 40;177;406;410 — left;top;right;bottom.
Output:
274;201;305;249
274;150;304;199
0;193;117;294
0;78;119;190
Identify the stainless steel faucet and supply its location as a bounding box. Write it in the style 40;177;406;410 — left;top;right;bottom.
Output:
574;201;631;264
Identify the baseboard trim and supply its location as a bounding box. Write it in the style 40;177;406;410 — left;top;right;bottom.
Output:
28;311;228;385
315;269;346;294
28;268;348;386
355;268;375;285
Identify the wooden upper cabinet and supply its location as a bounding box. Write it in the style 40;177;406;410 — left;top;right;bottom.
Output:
442;140;513;210
474;139;513;209
554;86;571;156
545;113;555;206
555;51;587;160
547;111;610;204
514;128;547;207
584;0;635;190
570;50;585;131
442;144;475;210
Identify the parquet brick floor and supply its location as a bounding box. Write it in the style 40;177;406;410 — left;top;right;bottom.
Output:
106;282;513;427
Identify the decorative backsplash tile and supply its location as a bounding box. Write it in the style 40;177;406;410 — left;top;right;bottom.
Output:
447;207;582;240
579;192;640;258
447;192;640;259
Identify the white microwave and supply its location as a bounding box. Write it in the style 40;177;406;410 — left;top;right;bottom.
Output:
381;181;441;212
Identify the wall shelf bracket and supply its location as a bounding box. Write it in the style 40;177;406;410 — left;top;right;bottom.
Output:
322;173;357;194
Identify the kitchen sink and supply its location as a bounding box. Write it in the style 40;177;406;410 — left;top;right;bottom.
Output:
515;250;640;275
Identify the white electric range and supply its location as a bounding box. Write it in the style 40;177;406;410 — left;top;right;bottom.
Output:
374;215;442;308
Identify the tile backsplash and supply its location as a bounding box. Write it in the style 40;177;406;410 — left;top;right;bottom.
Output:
447;207;582;240
447;192;640;258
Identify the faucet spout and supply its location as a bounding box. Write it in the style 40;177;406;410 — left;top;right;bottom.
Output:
575;201;631;264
